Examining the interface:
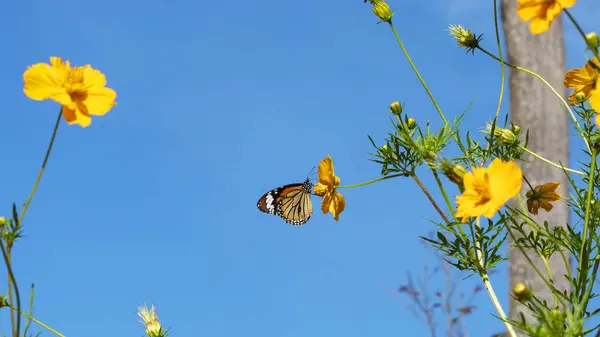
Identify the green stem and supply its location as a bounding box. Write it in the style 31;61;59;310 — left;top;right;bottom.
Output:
7;249;15;337
19;109;62;225
9;306;65;337
477;46;591;152
503;213;556;295
430;168;457;220
475;217;518;337
23;284;35;337
0;239;20;337
577;148;596;295
336;173;405;189
387;21;472;160
563;9;599;59
481;0;506;165
411;173;450;225
520;146;585;175
388;22;447;124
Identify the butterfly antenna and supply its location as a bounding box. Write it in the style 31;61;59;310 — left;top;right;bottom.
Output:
307;166;317;179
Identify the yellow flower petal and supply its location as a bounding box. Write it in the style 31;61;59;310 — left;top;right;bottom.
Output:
591;81;600;114
314;183;328;196
564;58;599;104
321;193;332;215
529;18;552;34
318;155;335;188
84;87;117;116
62;105;92;128
517;0;575;35
23;63;70;102
329;191;346;221
82;67;107;88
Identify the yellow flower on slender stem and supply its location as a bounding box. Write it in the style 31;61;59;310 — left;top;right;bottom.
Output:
525;182;561;215
455;159;523;222
564;58;599;105
516;0;576;35
23;57;117;128
314;155;346;221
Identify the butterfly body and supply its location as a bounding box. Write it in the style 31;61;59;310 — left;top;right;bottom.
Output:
257;178;314;225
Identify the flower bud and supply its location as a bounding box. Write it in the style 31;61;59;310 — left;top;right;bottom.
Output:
406;118;417;130
513;282;532;302
511;124;521;135
440;160;466;186
0;217;6;227
486;124;517;145
0;296;7;308
575;91;587;104
586;32;599;49
390;101;402;115
372;1;393;23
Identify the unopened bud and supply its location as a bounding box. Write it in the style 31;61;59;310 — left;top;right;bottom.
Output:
372;1;393;23
0;217;6;227
406;118;417;130
586;32;600;49
575;91;587;104
486;124;517;145
390;101;402;115
511;124;521;135
440;160;466;186
513;282;532;301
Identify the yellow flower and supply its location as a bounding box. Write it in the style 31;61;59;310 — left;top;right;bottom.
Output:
525;182;561;215
516;0;576;35
137;303;164;337
23;57;117;128
455;158;523;222
314;155;346;221
564;58;599;105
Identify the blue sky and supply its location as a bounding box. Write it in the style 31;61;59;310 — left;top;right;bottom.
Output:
0;0;599;336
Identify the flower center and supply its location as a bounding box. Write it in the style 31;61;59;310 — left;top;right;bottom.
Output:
473;174;492;207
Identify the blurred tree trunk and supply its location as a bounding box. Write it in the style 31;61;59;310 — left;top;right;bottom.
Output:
500;1;571;336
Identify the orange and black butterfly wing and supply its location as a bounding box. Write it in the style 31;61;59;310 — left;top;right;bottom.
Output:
257;182;303;215
276;185;313;225
257;179;313;225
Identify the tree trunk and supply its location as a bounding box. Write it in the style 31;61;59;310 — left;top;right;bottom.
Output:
500;1;571;336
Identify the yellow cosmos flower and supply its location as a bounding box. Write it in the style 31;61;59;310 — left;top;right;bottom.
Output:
564;57;599;105
516;0;576;35
23;57;117;128
314;155;346;221
455;158;523;222
525;182;561;215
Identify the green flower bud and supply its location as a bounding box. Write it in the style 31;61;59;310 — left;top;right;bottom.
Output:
389;101;402;115
575;91;587;104
372;1;393;23
406;118;417;130
513;282;532;302
511;124;521;135
586;32;599;49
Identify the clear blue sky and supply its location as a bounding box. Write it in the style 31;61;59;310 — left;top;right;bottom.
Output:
0;1;598;336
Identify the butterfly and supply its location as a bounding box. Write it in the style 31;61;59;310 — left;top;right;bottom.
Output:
257;178;314;225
